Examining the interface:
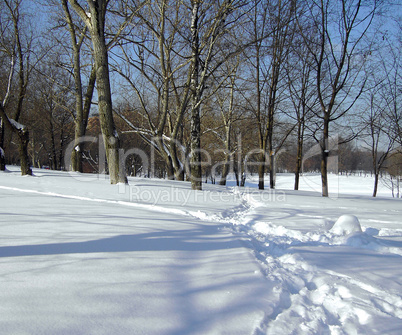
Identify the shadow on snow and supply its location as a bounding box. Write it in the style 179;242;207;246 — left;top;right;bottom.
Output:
0;225;240;258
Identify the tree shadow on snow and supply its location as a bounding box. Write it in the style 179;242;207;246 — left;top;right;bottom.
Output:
0;225;240;258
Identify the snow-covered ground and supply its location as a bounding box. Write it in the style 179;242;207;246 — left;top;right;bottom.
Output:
0;167;401;334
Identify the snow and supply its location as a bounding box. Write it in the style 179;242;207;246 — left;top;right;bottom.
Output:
0;168;401;334
9;119;26;130
330;214;362;235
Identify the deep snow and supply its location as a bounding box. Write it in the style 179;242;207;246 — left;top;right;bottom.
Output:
0;167;401;334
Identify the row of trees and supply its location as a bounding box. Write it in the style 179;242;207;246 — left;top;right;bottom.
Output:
0;0;401;197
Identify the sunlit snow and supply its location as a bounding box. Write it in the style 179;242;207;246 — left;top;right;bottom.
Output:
0;167;401;334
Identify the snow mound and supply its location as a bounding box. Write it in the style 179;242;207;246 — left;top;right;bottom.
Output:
330;215;362;235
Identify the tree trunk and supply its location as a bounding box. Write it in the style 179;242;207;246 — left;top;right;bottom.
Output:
67;0;127;184
94;43;121;183
190;105;202;190
269;152;276;189
240;157;246;187
321;115;330;197
294;168;300;191
258;151;266;190
50;119;58;170
90;2;125;184
0;119;5;171
166;156;175;180
190;1;202;190
0;102;31;175
295;143;303;191
70;65;96;173
1;1;32;175
219;154;232;186
219;126;231;186
170;141;185;181
17;128;32;176
373;173;379;197
59;127;66;170
63;0;86;172
219;156;230;186
71;126;83;172
294;122;303;190
321;149;329;197
233;160;239;186
72;65;96;172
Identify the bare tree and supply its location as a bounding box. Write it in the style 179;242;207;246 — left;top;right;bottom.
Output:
189;0;203;190
66;0;128;184
0;0;39;175
364;92;396;197
298;0;379;197
383;152;402;198
216;57;240;186
115;0;247;189
362;27;401;197
32;62;74;170
382;30;401;152
243;0;296;190
286;27;318;190
59;0;96;172
189;0;252;190
114;0;191;181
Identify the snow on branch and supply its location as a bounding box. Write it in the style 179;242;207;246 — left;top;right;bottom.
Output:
10;119;26;131
118;112;154;138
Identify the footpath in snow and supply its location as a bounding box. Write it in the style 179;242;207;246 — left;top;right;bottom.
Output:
0;167;401;334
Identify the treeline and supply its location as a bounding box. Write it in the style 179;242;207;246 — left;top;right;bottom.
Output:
0;0;401;197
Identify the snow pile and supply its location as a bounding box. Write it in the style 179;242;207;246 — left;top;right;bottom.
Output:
330;214;362;235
